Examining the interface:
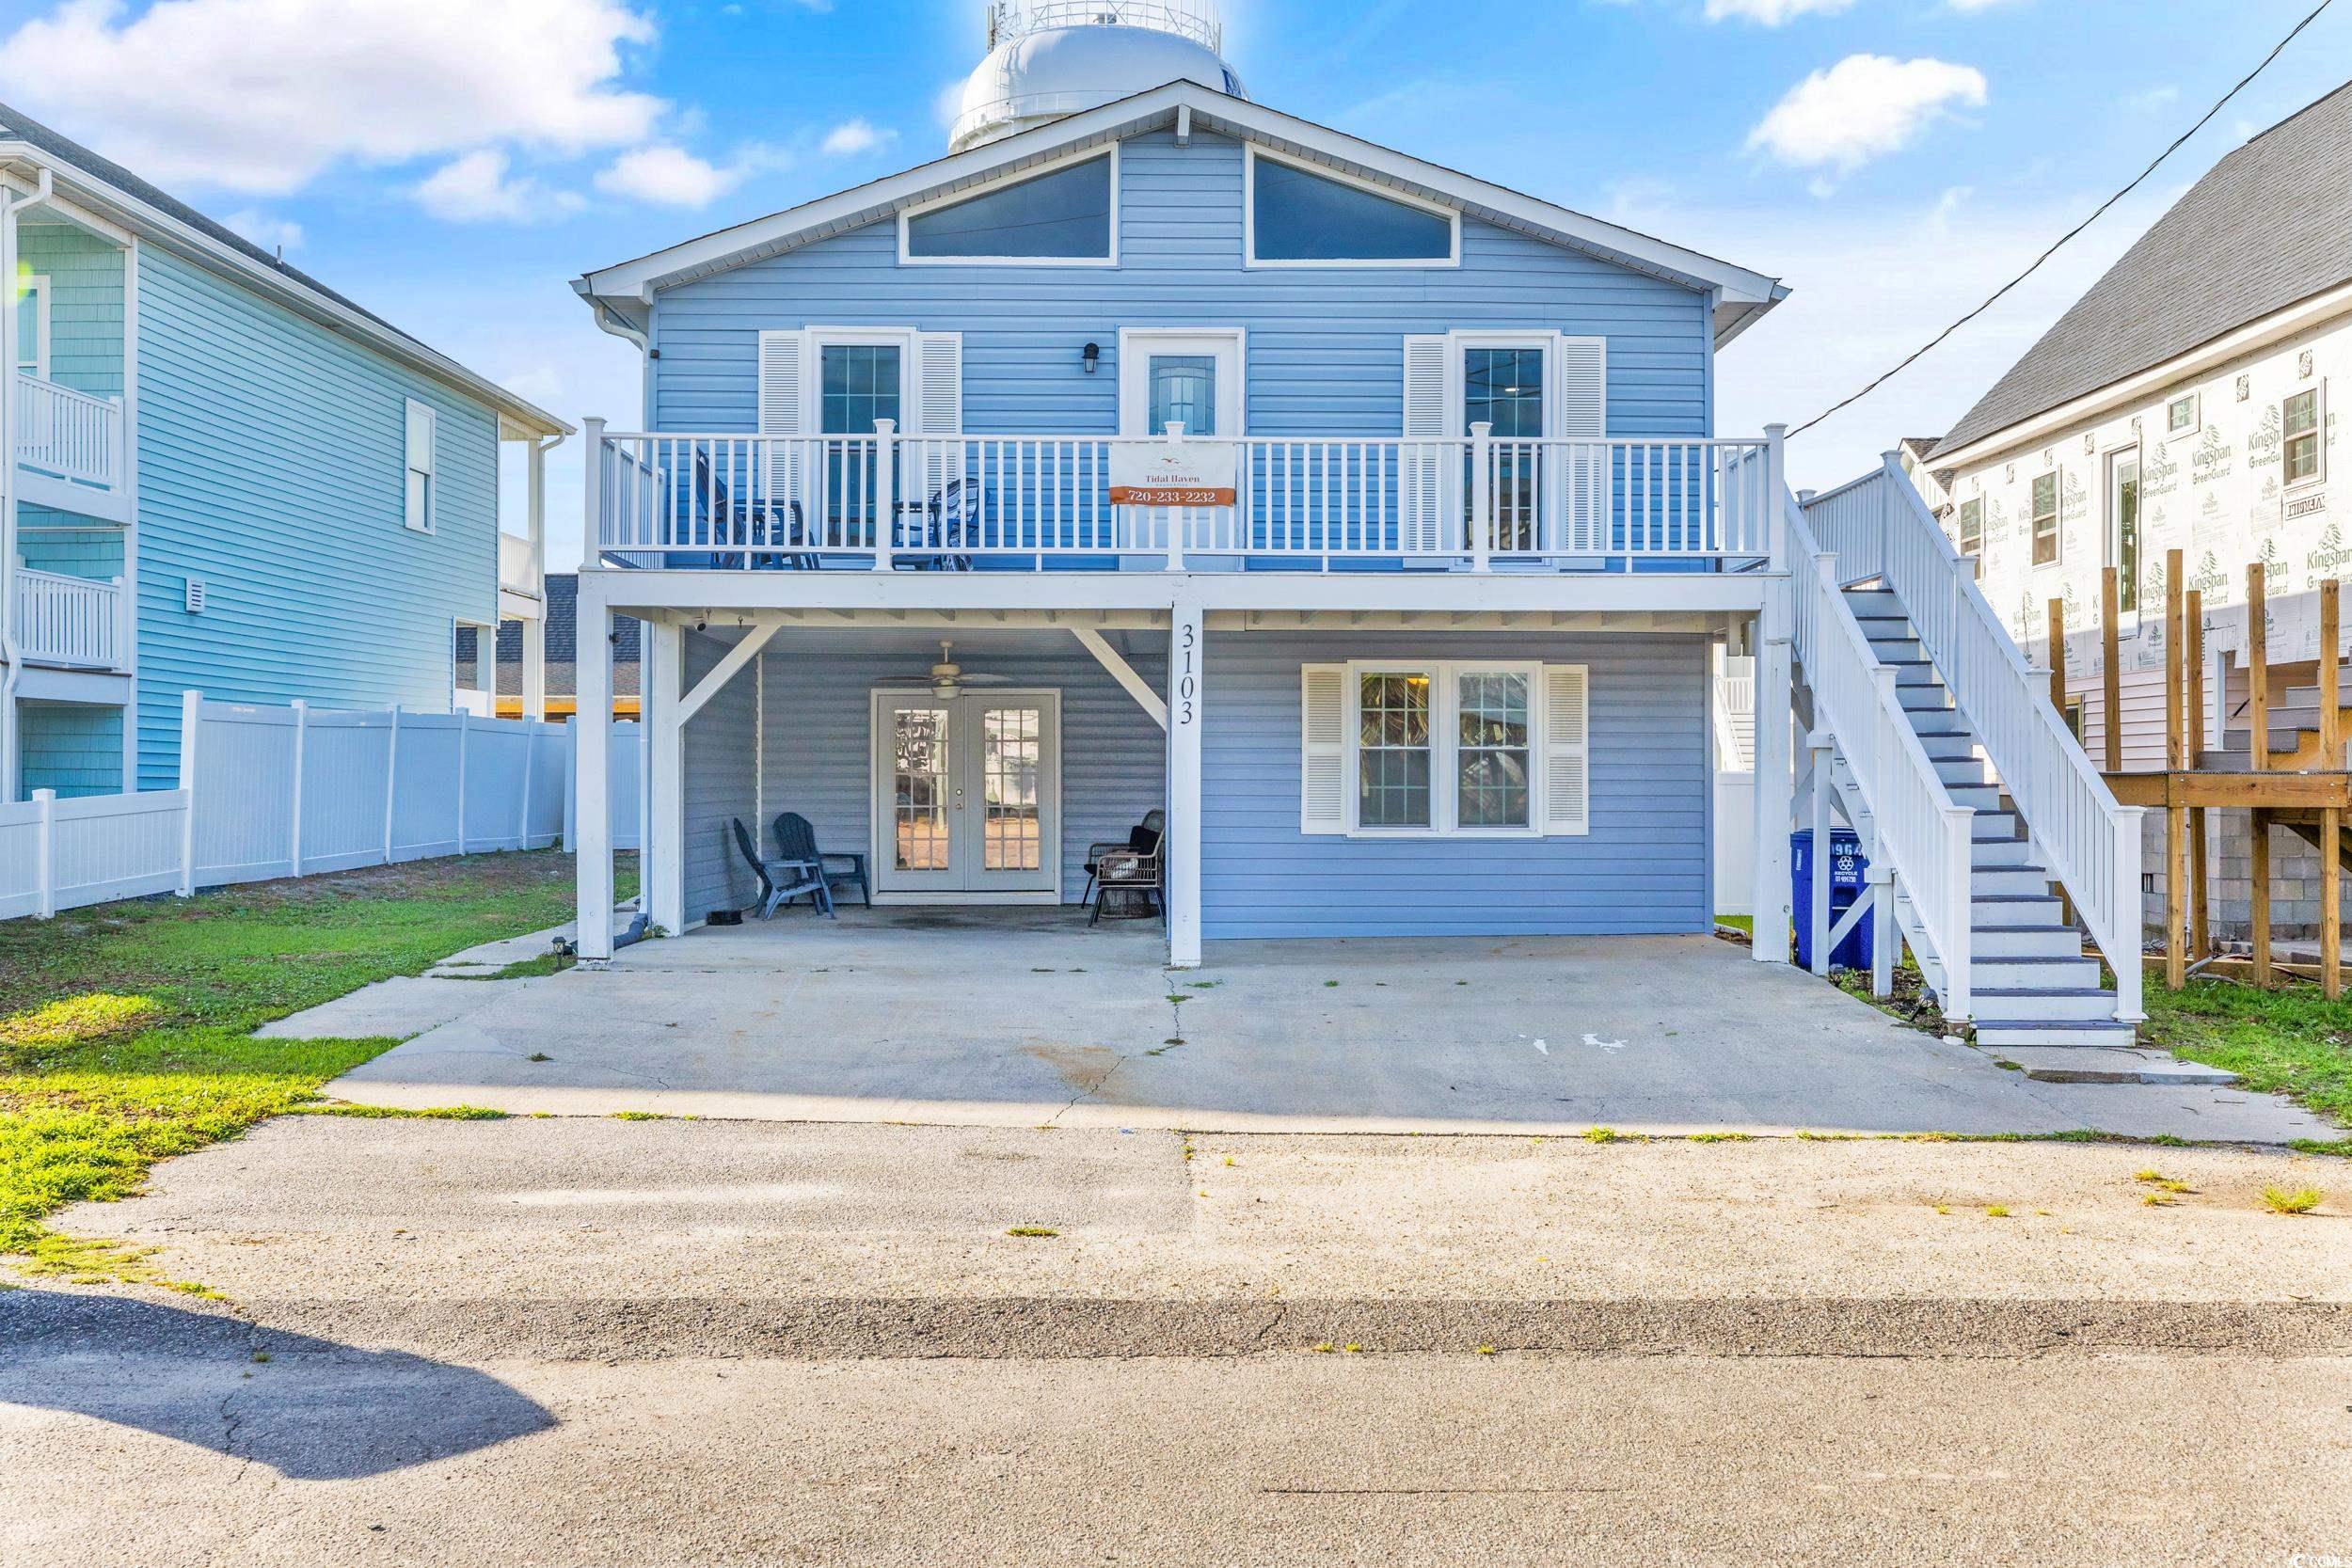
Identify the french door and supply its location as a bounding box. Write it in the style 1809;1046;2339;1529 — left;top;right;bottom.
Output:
870;690;1061;899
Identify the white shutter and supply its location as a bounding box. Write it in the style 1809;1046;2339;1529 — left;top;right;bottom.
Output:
1550;337;1605;554
912;331;964;506
1300;663;1348;834
1398;335;1454;555
757;330;808;520
1542;663;1590;836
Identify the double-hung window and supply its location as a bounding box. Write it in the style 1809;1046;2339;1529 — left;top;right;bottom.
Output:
1302;660;1587;837
2283;388;2323;487
1956;497;1983;559
404;398;437;533
2030;471;2059;567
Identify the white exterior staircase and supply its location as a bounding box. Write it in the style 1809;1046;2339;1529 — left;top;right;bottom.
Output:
1786;458;2146;1046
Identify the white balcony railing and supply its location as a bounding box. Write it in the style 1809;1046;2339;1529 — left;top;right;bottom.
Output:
499;531;540;599
15;372;125;492
590;428;1777;573
15;568;126;670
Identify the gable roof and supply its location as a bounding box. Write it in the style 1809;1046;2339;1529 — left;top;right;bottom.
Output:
574;80;1788;348
0;100;568;438
1938;80;2352;460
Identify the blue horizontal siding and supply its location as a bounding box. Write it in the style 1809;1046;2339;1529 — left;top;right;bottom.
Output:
131;245;502;789
682;630;760;923
650;129;1710;442
19;701;124;799
1201;633;1709;940
20;222;124;400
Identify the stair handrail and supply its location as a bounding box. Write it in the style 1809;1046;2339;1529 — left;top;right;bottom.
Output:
1823;456;2145;1022
1785;495;1978;1020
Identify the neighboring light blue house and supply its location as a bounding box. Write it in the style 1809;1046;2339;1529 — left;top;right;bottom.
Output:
563;2;2151;1049
0;103;568;802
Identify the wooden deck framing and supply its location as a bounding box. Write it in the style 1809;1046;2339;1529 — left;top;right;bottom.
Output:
2078;554;2345;998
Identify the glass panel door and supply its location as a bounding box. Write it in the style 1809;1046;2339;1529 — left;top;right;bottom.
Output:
820;342;901;546
873;690;1060;896
1465;346;1544;551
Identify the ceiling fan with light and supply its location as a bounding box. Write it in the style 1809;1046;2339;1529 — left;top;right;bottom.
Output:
874;641;1016;702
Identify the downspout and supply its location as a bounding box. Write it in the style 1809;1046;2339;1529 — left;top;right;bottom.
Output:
0;167;56;803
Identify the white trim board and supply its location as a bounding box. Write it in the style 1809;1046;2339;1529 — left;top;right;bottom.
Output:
572;80;1785;343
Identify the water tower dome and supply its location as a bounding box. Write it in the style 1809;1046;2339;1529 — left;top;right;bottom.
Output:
948;1;1247;154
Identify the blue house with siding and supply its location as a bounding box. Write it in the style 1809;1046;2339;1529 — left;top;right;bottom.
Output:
563;2;2152;1049
0;104;568;804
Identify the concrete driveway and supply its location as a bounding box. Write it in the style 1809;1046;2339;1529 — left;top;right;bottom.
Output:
309;910;2328;1140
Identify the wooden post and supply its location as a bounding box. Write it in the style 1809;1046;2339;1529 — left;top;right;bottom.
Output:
2186;590;2208;960
2322;578;2342;1002
2047;597;2067;718
2101;565;2122;772
2165;549;2186;990
2248;562;2269;772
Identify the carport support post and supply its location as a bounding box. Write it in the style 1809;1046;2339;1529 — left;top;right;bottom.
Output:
1167;596;1204;968
1749;425;1795;964
575;589;615;961
1805;728;1833;976
647;619;686;937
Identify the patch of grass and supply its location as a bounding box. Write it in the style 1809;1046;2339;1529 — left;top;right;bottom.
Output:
1714;915;1754;935
486;953;575;981
2142;980;2352;1129
1322;980;1339;989
0;850;632;1282
2261;1185;2324;1215
1984;1205;2010;1218
1006;1226;1060;1238
610;1111;696;1122
1687;1132;1753;1144
1581;1126;1620;1144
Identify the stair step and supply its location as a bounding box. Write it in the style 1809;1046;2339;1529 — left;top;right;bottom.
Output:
1935;759;1990;787
1972;987;2122;1022
1990;1046;2236;1085
1843;589;1905;616
1972;893;2066;917
1865;635;1925;662
1971;866;2054;897
1898;686;1954;712
1947;784;2002;810
1971;1020;2141;1050
1972;926;2082;958
1972;837;2037;868
1975;955;2103;988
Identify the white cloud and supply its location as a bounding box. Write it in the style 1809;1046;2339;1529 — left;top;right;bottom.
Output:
819;118;893;157
411;150;585;224
594;142;798;208
1704;0;1855;24
221;208;303;254
1947;0;2027;9
1746;55;1988;176
0;0;663;196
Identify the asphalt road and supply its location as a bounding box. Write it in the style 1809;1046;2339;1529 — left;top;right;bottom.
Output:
6;1117;2350;1565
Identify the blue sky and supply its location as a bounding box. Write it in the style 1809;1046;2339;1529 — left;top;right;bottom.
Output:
2;0;2346;564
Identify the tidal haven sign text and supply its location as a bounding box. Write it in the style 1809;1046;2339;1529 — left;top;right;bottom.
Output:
1109;440;1238;507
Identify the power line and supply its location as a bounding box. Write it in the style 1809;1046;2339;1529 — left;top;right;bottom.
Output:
1788;0;2338;441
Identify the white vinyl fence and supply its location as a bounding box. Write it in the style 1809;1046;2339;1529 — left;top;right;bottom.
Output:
1;691;642;921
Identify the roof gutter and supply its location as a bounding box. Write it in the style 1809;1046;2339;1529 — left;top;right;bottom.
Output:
0;140;571;439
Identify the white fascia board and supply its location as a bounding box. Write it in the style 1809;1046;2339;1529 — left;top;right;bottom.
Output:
0;144;571;438
1931;277;2352;474
574;82;1787;336
577;567;1774;619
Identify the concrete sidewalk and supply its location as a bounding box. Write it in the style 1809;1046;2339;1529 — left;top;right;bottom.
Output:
302;914;2330;1142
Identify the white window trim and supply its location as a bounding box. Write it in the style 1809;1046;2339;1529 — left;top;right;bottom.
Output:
14;273;49;380
1116;327;1247;436
404;396;437;535
2164;391;2200;439
802;325;918;430
2029;468;2060;570
2282;383;2325;491
1342;658;1559;839
1244;144;1461;270
1955;495;1983;557
897;143;1120;268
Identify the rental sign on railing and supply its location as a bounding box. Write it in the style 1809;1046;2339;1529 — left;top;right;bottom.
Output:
1107;438;1238;507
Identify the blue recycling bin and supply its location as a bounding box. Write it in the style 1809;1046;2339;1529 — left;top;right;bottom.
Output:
1790;830;1874;971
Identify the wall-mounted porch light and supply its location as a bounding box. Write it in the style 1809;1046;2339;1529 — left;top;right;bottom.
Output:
1081;341;1101;374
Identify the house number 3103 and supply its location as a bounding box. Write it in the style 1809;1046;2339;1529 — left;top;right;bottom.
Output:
1178;622;1198;725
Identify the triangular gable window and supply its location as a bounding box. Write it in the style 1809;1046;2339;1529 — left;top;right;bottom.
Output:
902;150;1116;263
1248;149;1456;265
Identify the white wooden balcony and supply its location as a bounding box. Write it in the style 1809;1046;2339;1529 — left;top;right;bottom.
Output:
15;567;127;671
14;372;129;521
590;427;1778;576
